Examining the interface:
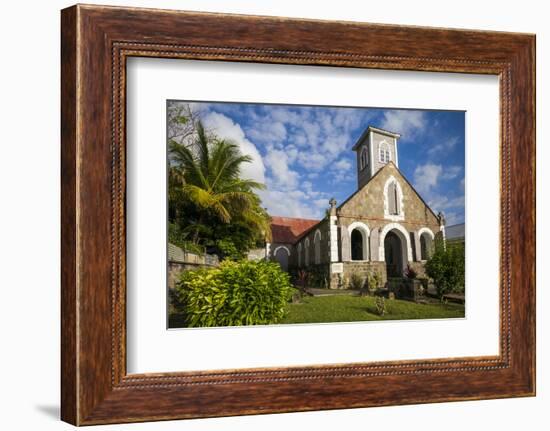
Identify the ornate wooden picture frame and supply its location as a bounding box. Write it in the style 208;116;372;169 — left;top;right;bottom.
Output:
61;4;535;425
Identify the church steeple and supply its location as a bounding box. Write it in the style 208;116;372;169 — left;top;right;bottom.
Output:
352;126;401;189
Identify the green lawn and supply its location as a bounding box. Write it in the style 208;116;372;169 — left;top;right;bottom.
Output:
279;295;464;324
168;295;465;328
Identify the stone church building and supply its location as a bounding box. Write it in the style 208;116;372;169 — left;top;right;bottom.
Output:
266;126;446;289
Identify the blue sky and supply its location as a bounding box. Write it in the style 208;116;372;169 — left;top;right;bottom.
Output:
178;101;465;225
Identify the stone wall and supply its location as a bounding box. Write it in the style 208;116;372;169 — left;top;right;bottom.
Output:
247;248;266;261
168;243;219;289
342;261;387;287
168;261;218;290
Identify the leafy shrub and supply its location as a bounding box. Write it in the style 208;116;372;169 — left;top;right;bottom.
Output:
174;260;294;327
366;270;382;293
425;238;465;297
375;296;387;316
349;272;364;290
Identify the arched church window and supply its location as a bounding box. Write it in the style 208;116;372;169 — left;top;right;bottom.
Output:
360;147;368;170
304;238;310;267
420;232;434;260
379;142;391;163
297;243;302;267
314;230;321;264
387;181;399;215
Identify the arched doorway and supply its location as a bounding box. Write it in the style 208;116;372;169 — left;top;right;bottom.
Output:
384;230;405;277
348;221;370;262
351;229;364;260
274;246;290;271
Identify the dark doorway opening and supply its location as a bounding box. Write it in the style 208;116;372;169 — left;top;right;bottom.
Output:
384;230;403;278
351;229;364;261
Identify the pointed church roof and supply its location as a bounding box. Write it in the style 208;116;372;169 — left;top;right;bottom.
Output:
337;161;439;221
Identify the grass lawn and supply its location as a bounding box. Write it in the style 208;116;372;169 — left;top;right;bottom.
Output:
168;295;465;328
280;295;465;324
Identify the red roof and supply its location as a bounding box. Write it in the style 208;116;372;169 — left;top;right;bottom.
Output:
270;216;319;244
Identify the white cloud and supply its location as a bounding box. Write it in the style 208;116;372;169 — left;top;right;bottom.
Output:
413;163;442;194
246;121;287;144
259;189;328;219
380;110;427;139
428;136;459;156
332;158;352;171
413;163;465;223
296;152;329;171
264;149;300;189
441;165;462;180
201;112;266;184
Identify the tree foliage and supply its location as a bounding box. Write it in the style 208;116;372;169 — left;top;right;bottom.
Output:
168;103;271;258
425;237;465;297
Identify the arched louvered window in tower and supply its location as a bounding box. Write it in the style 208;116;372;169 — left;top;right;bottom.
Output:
360;147;368;170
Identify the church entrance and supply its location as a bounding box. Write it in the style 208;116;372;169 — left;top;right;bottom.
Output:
384;230;404;278
351;229;364;260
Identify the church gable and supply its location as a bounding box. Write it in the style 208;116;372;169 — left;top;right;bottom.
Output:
339;162;439;226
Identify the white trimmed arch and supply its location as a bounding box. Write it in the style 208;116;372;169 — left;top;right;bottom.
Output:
273;245;291;271
347;221;370;261
378;222;413;263
418;227;435;261
313;229;322;264
304;238;310;267
297;243;302;267
383;175;405;221
273;245;291;256
417;227;435;240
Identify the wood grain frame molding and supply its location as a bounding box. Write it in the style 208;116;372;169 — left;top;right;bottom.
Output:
61;4;535;425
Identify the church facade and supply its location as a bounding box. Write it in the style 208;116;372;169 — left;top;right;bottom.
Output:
266;126;446;289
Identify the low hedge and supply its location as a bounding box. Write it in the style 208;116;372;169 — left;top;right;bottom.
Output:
173;260;294;327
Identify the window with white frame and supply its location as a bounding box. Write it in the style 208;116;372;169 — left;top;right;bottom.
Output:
379;142;391;163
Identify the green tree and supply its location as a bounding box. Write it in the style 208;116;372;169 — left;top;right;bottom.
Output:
169;121;271;249
425;236;465;298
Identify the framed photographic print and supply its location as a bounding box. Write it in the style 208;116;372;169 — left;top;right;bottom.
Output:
61;4;536;425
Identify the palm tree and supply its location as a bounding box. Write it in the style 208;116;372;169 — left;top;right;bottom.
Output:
169;122;271;244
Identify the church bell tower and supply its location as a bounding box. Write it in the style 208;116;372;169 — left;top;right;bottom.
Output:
352;126;401;189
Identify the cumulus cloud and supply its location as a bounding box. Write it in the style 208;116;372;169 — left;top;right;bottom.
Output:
259;189;330;219
413;163;465;220
332;158;352;171
201;112;266;184
413;163;442;195
380;110;427;139
428;136;459;156
441;165;462;180
246;121;287;145
264;148;300;189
